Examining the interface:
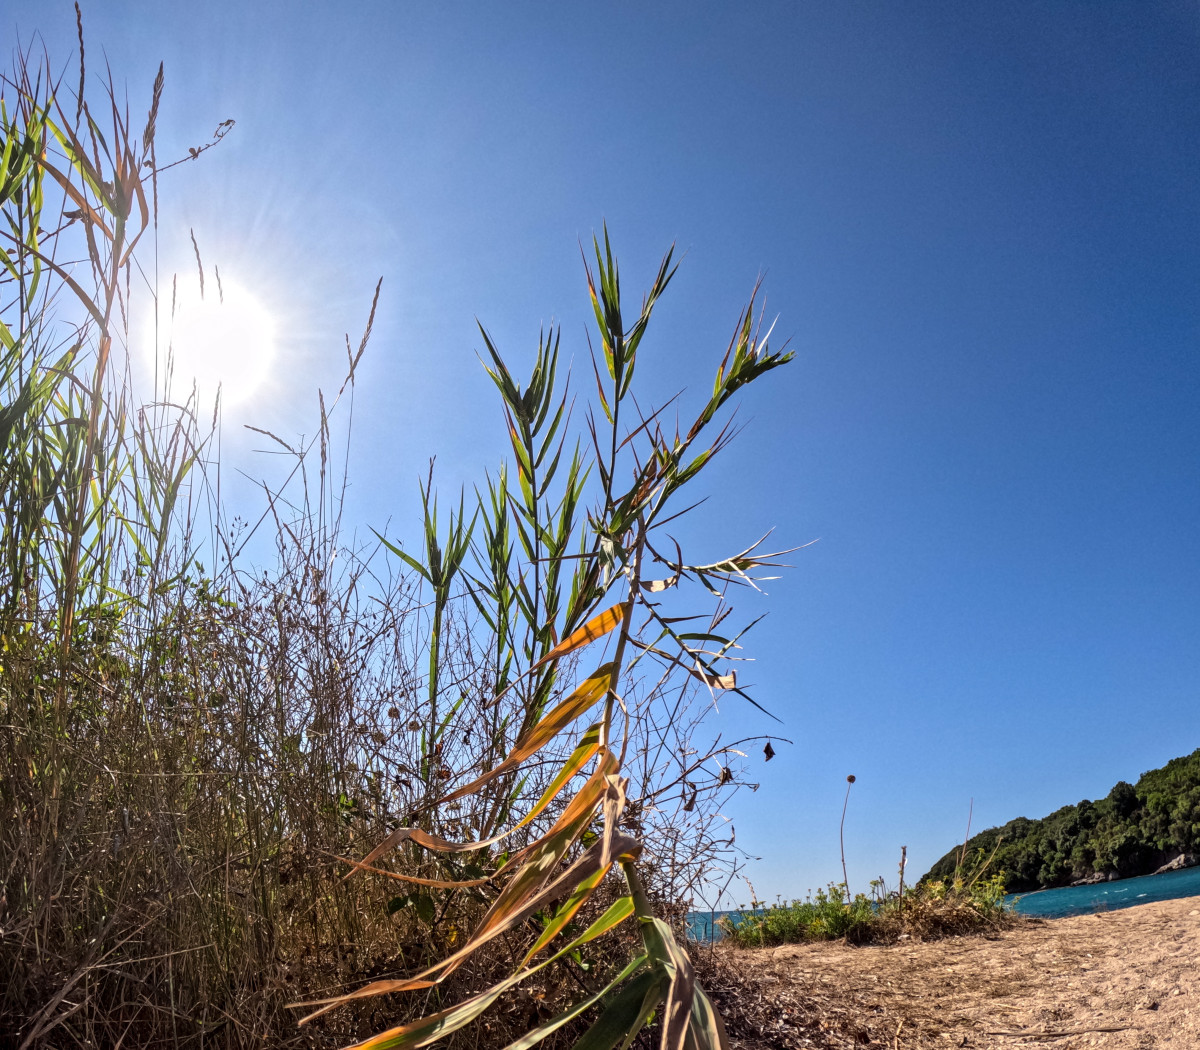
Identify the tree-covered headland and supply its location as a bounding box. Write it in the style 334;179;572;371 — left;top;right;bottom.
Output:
922;749;1200;892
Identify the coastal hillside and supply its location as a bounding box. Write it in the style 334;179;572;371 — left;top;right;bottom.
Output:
923;749;1200;892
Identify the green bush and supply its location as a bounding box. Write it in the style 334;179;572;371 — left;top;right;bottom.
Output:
720;866;1015;949
719;884;875;947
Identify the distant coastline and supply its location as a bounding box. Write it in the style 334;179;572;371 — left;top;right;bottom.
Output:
923;748;1200;893
691;861;1200;942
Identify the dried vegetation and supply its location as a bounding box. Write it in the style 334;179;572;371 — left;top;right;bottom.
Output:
1;18;795;1050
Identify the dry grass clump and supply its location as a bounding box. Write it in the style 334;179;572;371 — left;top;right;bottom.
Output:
690;949;893;1050
0;524;513;1048
856;882;1025;946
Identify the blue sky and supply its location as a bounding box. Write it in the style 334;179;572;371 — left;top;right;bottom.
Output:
15;1;1200;902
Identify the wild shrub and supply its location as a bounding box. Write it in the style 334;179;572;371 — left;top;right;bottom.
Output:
720;864;1016;949
718;884;876;947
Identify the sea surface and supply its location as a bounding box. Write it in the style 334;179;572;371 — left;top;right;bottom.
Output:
1006;864;1200;918
686;865;1200;941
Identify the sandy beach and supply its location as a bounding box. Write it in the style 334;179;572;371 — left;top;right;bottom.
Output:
701;895;1199;1049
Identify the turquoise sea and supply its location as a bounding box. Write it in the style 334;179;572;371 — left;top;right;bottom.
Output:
1006;864;1200;918
686;865;1200;941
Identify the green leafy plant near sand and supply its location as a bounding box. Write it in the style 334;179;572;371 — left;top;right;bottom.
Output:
0;23;794;1050
719;884;876;946
720;863;1012;948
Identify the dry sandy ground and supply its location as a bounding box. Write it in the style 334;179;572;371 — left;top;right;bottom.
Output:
705;895;1199;1050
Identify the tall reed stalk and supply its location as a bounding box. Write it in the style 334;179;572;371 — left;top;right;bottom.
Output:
308;232;795;1050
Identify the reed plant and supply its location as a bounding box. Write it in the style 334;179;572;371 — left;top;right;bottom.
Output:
303;228;794;1050
1;22;796;1050
0;36;447;1049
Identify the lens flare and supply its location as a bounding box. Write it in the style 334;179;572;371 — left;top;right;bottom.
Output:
158;278;276;405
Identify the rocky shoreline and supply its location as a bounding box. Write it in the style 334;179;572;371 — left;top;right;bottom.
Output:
1068;852;1197;886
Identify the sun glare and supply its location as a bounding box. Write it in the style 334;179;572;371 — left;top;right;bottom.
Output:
157;278;277;406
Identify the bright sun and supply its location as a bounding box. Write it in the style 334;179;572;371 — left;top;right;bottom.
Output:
157;278;277;406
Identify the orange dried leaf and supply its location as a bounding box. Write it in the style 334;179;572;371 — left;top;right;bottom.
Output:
441;664;614;805
335;857;490;890
530;605;625;673
510;724;602;834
